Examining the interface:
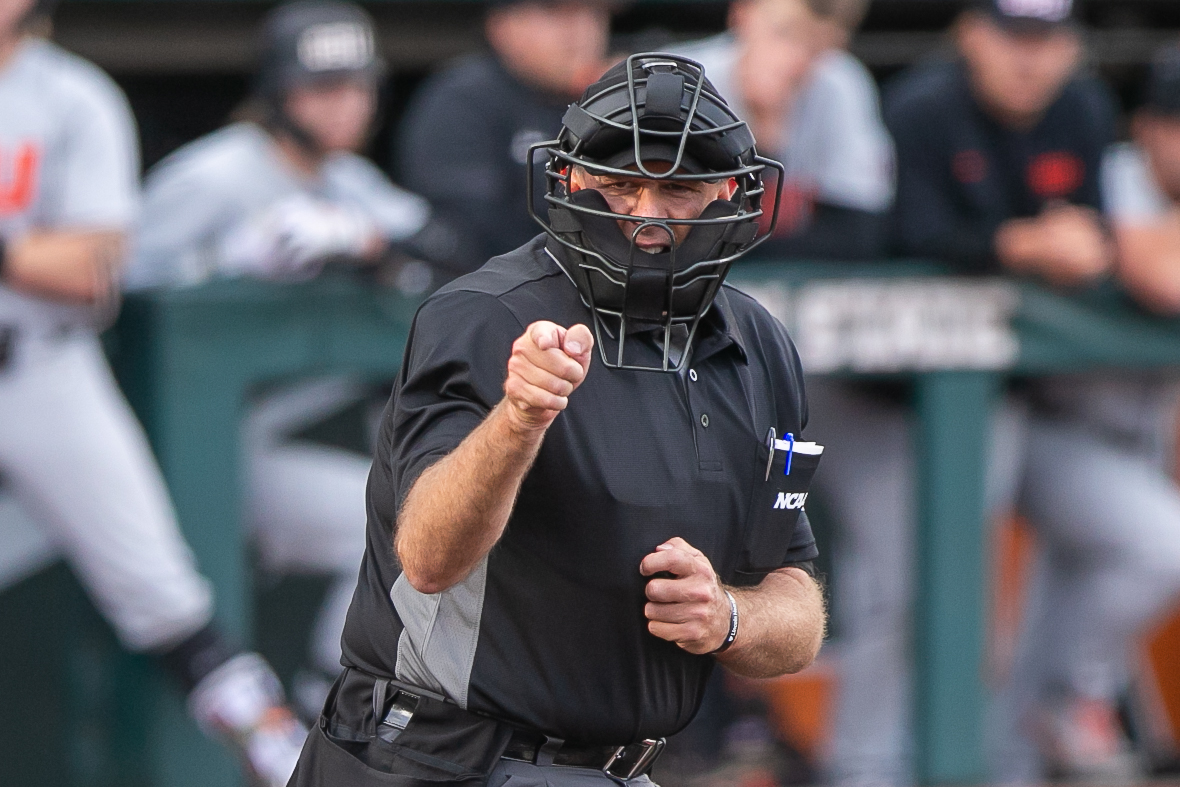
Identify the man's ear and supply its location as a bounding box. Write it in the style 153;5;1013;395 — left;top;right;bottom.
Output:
569;165;585;192
723;177;739;201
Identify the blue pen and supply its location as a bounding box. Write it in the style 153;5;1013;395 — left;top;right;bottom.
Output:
783;432;794;476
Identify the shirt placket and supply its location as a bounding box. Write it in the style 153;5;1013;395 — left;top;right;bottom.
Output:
683;364;724;472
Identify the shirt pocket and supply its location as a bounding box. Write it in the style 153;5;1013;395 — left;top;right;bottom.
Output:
736;439;823;578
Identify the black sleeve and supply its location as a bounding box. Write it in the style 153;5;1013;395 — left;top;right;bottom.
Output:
389;289;524;502
397;72;509;274
759;203;888;261
783;510;820;566
885;98;999;273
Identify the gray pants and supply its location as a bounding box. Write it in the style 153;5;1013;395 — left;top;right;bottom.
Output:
0;332;213;651
489;758;657;786
807;378;1180;785
989;416;1180;783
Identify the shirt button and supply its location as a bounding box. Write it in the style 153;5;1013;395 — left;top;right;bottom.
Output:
700;413;710;428
689;369;698;382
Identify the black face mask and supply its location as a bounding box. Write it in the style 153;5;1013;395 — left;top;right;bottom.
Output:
528;52;784;373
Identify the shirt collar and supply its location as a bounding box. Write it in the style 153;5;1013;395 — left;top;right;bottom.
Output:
693;286;749;365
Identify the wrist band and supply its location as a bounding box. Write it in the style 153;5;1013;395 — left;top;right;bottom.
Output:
710;590;739;654
0;237;7;279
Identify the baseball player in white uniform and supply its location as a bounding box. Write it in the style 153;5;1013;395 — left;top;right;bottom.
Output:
126;0;444;712
0;1;307;784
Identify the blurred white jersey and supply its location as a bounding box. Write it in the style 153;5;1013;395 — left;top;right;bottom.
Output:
0;38;139;332
127;122;429;289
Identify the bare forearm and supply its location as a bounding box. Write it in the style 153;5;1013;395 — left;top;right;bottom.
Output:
3;231;124;303
716;568;826;678
395;399;546;593
1115;223;1180;314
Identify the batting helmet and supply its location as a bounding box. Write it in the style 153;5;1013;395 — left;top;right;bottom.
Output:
528;53;784;373
254;1;384;152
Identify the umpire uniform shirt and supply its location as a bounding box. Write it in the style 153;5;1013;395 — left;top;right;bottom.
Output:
885;60;1116;273
337;235;819;745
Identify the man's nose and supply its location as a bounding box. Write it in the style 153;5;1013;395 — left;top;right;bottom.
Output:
633;186;670;220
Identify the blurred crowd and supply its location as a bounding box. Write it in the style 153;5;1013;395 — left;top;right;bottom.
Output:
5;0;1180;784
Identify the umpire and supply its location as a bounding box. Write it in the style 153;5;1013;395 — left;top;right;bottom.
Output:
291;54;827;786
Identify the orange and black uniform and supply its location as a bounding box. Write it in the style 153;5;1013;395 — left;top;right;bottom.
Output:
884;60;1117;272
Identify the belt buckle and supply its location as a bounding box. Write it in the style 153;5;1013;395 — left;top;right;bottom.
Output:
603;738;665;780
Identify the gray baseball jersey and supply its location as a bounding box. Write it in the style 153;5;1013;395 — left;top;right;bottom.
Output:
0;38;139;332
673;34;895;214
126;122;429;289
0;37;215;653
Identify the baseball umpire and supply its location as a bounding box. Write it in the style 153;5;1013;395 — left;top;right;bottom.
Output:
289;54;828;786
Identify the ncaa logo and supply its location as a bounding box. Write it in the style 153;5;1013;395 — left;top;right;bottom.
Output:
773;492;807;511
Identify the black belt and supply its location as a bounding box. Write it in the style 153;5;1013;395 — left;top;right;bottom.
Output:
369;673;665;780
502;730;665;780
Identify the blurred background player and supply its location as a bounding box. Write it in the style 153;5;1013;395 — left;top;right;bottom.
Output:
808;0;1112;784
884;0;1180;783
676;0;893;260
0;0;305;784
127;0;452;717
396;0;614;273
989;43;1180;782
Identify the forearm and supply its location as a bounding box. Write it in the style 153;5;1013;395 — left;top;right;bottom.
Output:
1114;223;1180;314
716;567;826;678
395;399;546;593
2;231;124;303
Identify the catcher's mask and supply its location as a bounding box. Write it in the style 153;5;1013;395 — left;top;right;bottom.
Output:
528;52;784;373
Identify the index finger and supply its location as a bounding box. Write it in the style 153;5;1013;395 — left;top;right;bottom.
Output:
528;321;567;352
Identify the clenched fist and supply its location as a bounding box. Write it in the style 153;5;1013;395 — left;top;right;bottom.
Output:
503;321;594;433
640;537;732;655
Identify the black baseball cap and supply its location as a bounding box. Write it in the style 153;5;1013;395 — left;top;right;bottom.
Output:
975;0;1078;34
1145;44;1180;117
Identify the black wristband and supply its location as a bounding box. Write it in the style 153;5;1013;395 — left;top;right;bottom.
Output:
710;590;739;654
0;236;7;279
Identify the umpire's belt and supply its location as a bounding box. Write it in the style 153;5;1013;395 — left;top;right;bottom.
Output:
369;672;664;780
502;730;665;780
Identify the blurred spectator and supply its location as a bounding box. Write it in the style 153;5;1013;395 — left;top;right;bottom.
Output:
676;0;893;260
0;0;305;784
887;0;1111;278
1004;43;1180;780
882;1;1180;784
397;0;614;273
126;0;447;719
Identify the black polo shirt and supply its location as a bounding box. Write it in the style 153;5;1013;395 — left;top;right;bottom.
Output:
884;59;1117;273
339;235;819;745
